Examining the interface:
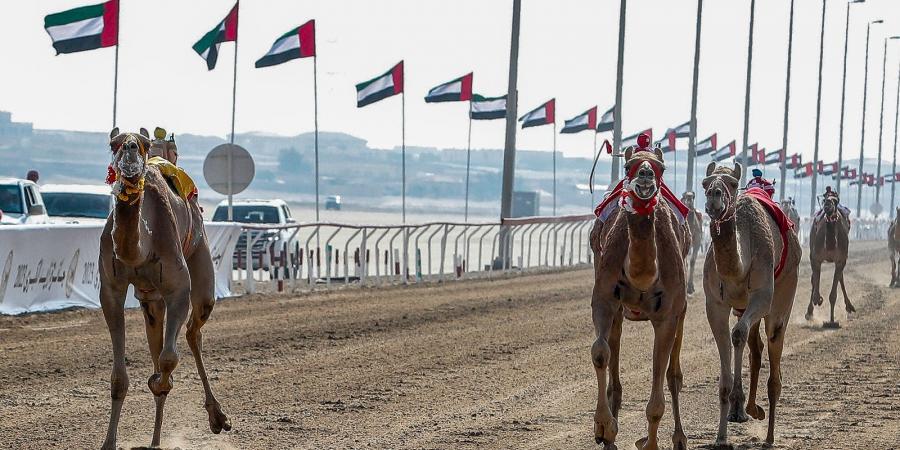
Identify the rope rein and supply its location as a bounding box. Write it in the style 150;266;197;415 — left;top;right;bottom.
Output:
711;181;736;236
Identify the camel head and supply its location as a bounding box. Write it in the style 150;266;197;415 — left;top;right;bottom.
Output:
822;193;839;222
620;146;665;216
702;162;741;223
108;127;152;204
681;191;696;210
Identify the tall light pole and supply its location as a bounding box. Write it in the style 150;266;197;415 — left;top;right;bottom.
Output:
610;0;627;185
891;62;900;218
686;0;703;195
809;0;828;217
836;0;866;196
780;0;796;201
499;0;521;266
875;36;900;212
856;19;883;218
739;0;757;184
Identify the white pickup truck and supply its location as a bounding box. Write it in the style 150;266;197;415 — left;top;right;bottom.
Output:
0;177;50;225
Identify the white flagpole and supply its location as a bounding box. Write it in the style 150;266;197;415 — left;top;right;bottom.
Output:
465;111;472;222
401;89;406;224
553;122;557;216
313;55;320;222
112;3;119;128
227;1;240;221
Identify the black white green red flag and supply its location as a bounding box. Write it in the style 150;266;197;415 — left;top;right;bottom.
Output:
44;0;118;55
193;3;238;70
425;73;473;103
596;106;614;132
712;140;736;162
255;20;315;68
470;94;506;120
560;107;597;134
673;121;691;138
356;61;404;107
654;129;677;153
695;133;717;156
519;99;555;128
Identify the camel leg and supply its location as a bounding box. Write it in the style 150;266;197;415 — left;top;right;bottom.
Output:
148;287;191;447
100;283;129;450
838;266;855;314
635;319;676;450
186;248;232;434
686;248;697;295
706;299;733;447
763;315;788;445
806;259;822;320
140;300;166;446
827;262;844;324
890;249;896;286
666;312;687;450
745;321;765;420
607;306;624;419
729;288;772;424
591;294;620;449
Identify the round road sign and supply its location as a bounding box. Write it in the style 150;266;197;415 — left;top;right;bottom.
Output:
203;144;255;195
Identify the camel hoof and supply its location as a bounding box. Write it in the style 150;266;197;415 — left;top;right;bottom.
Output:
727;410;750;423
804;307;814;321
593;436;617;449
845;303;856;314
206;402;232;434
814;295;824;306
712;443;734;450
823;321;841;329
634;436;657;450
672;432;687;450
746;403;765;420
147;373;172;397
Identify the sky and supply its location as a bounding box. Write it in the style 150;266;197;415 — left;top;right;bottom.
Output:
2;0;900;167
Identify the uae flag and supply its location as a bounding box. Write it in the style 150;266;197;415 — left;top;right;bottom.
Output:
784;153;802;169
44;0;118;55
356;61;404;107
560;107;597;134
764;149;783;165
654;129;677;153
673;121;691;138
712;140;736;162
795;162;813;179
255;20;315;68
596;106;614;132
519;99;555;128
193;2;238;70
425;73;473;103
695;133;717;156
622;129;653;148
841;167;857;180
748;143;765;164
817;161;838;176
470;94;507;120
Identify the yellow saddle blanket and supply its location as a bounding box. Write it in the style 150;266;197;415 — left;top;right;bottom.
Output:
147;156;198;201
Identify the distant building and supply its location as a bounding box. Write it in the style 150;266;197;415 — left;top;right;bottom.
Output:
0;111;34;144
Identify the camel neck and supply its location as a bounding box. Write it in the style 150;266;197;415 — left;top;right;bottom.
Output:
624;211;658;292
710;218;744;280
112;195;147;266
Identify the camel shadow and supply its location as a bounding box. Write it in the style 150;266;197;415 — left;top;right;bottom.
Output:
696;444;776;450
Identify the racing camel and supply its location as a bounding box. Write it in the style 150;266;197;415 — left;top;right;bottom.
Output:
99;128;230;449
701;162;801;448
681;191;704;294
807;190;855;326
590;144;689;450
889;208;900;286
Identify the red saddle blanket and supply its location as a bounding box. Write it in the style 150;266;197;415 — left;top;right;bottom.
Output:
745;187;794;279
593;179;691;223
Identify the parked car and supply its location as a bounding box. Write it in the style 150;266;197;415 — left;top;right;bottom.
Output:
325;195;342;211
0;177;49;225
41;184;114;224
212;199;296;269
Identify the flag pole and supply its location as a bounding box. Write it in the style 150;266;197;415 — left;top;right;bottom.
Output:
553;122;557;216
809;0;827;218
112;2;119;128
313;55;320;222
465;111;472;222
226;0;240;221
401;90;406;224
591;129;596;210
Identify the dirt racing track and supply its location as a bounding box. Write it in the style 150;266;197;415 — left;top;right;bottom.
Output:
1;241;899;449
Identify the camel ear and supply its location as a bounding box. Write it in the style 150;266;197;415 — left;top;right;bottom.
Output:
732;162;742;181
705;162;716;177
109;127;119;140
624;146;634;161
139;127;150;138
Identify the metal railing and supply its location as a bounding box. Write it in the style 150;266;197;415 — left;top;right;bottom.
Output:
231;214;595;294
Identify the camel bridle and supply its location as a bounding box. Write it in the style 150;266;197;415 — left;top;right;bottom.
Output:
705;176;737;236
107;135;149;205
620;154;664;216
822;196;839;223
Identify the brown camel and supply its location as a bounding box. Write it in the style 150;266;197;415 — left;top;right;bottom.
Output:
701;162;801;448
806;191;855;324
590;146;689;450
890;209;900;286
99;128;230;449
779;197;800;227
681;191;703;295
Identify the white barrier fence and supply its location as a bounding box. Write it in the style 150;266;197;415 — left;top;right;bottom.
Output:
0;223;242;315
233;214;596;294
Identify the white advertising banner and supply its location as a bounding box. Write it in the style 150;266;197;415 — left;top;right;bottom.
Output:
0;222;241;315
